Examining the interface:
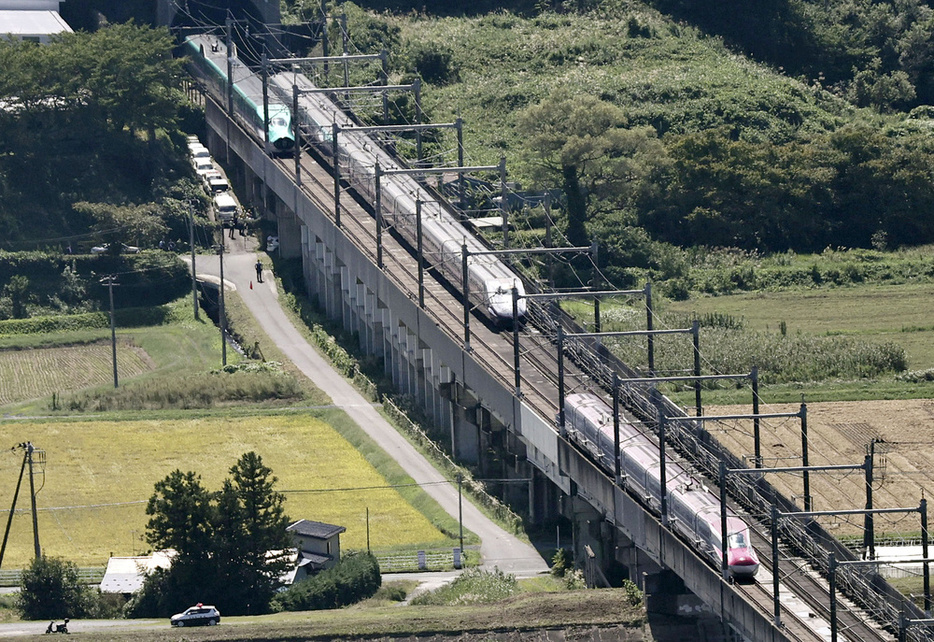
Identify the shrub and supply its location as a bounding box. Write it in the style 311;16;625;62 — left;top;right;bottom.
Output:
564;569;586;590
551;548;572;577
17;556;92;620
409;567;518;606
621;579;643;606
372;583;408;602
408;42;460;85
271;552;381;612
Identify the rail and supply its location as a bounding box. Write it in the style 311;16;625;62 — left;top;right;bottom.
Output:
215;78;921;639
376;549;464;573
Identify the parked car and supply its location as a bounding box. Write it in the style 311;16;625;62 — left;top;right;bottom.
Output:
90;243;140;254
193;157;215;178
170;604;220;627
189;145;211;161
202;170;230;193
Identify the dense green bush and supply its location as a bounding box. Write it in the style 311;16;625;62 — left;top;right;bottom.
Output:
0;251;190;321
271;552;381;612
17;556;92;621
0;305;179;336
406;42;460;85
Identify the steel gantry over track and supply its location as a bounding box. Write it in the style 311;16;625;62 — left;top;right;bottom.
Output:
195;44;928;639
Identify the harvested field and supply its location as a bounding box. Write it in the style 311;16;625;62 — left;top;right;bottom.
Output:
0;341;153;406
709;399;934;538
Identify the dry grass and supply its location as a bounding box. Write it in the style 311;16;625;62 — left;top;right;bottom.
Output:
0;414;447;569
5;588;644;640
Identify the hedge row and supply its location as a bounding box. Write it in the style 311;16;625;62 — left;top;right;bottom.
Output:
0;306;177;335
270;552;380;612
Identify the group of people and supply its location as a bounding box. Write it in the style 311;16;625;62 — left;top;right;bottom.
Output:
159;239;182;252
227;216;249;239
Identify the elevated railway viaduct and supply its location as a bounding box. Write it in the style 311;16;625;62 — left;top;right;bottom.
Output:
192;53;925;642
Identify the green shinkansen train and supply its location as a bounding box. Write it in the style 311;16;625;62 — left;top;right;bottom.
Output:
184;35;294;155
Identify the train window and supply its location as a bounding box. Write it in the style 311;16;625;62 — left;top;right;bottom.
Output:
728;531;748;548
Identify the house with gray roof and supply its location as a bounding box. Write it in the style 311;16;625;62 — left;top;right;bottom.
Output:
285;519;346;583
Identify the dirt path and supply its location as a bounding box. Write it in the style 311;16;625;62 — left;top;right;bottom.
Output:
193;233;550;580
710;399;934;537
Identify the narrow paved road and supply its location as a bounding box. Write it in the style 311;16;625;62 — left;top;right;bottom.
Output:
193;233;549;579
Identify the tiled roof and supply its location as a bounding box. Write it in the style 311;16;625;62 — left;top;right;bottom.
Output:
286;519;346;540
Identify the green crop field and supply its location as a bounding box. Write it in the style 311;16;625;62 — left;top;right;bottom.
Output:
663;283;934;370
0;413;448;569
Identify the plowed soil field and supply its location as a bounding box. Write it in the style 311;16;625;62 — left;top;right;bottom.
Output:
710;399;934;538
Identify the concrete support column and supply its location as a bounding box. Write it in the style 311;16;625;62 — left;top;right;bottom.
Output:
451;396;481;465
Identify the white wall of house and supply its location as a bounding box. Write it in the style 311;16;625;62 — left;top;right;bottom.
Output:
0;1;62;10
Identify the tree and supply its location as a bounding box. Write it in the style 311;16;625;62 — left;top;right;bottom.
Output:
139;455;292;616
17;556;90;620
213;452;292;614
4;275;30;319
72;201;167;252
144;470;214;567
57;22;184;138
516;93;664;246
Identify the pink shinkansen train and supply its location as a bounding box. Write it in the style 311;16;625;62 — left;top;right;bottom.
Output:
564;392;760;579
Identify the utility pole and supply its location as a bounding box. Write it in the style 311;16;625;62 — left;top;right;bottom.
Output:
0;446;28;569
457;474;464;554
214;244;227;366
26;443;40;559
100;275;119;388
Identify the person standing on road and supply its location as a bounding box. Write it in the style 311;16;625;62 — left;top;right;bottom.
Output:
255;260;263;283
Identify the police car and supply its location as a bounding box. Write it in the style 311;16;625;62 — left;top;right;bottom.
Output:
170;603;220;627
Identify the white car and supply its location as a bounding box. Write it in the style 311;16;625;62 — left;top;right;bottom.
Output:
90;243;140;254
193;157;215;177
170;604;220;627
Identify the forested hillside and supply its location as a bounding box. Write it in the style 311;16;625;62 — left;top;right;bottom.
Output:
282;0;934;291
0;23;209;319
3;0;934;293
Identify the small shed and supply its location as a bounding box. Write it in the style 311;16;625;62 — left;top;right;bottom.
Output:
99;550;174;595
286;519;346;583
0;1;71;44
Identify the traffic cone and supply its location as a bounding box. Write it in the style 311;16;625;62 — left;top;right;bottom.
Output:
250;281;253;290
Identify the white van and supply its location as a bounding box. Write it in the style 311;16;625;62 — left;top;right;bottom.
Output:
189;146;211;161
213;192;239;222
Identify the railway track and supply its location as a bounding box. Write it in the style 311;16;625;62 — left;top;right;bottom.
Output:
745;523;893;642
271;128;902;642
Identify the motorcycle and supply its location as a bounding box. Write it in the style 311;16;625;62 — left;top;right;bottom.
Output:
44;618;68;634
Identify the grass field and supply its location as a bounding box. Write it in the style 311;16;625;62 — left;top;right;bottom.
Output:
0;412;450;569
0;288;474;572
0;585;644;638
663;283;934;370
